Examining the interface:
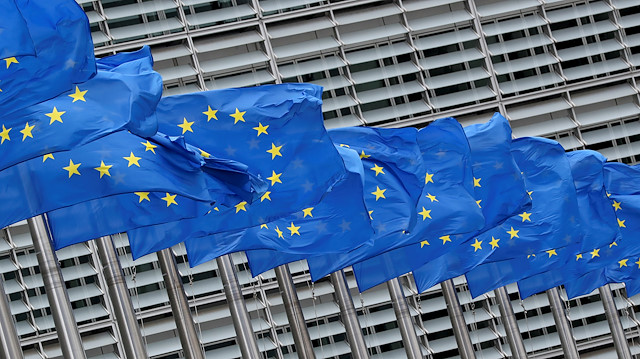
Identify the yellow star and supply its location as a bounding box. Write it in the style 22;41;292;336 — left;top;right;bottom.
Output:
425;172;434;184
134;192;150;202
267;171;282;186
359;150;370;159
235;201;248;213
612;201;622;211
43;153;54;162
161;193;177;207
20;122;34;141
619;259;629;268
275;226;284;239
46;107;65;124
266;143;283;159
635;258;640;268
123;152;141;167
506;227;519;239
610;241;618;248
260;224;268;229
546;249;557;258
418;207;432;220
527;190;533;199
607;192;611;197
440;235;451;244
339;144;350;148
489;236;500;249
202;106;218;121
4;57;18;69
420;240;429;248
368;210;373;219
287;222;301;236
370;164;385;176
473;177;481;187
230;108;246;124
618;218;626;228
177;118;194;134
141;141;157;154
260;191;271;202
476;200;482;208
576;253;583;261
68;86;88;102
467;239;481;252
94;161;113;178
425;193;438;202
253;122;269;136
302;207;314;218
0;124;10;144
518;212;532;222
63;159;81;178
590;248;600;258
371;186;386;201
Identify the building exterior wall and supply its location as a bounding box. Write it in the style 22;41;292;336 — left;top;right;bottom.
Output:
5;0;640;358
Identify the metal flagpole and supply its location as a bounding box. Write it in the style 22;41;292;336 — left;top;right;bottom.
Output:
28;216;86;359
157;249;205;359
330;270;369;358
598;285;632;359
386;278;422;358
494;287;528;358
546;288;579;358
95;236;148;358
216;254;261;358
442;279;476;359
0;229;23;359
274;264;316;359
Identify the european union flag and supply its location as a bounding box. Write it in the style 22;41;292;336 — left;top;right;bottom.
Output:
517;150;620;299
1;0;35;59
1;0;95;114
126;84;349;258
0;131;213;232
353;113;527;291
307;125;454;282
184;145;373;268
0;46;161;171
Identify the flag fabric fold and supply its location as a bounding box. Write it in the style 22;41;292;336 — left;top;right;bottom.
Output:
0;0;35;59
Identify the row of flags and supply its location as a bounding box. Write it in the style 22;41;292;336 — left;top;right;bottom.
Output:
3;0;640;300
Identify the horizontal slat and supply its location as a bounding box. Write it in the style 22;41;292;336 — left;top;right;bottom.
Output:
493;53;558;75
272;37;340;59
420;48;485;70
545;1;612;23
482;15;546;37
350;62;420;84
362;100;430;124
408;10;473;32
498;71;564;95
345;42;414;65
576;102;640;127
507;97;571;120
563;58;628;81
429;86;495;109
185;4;255;26
425;67;490;89
488;33;553;55
476;0;540;18
340;23;408;46
206;70;275;89
199;51;269;73
414;28;479;50
109;18;184;41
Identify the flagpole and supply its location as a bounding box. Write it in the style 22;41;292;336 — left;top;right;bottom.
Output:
0;230;23;359
598;285;632;359
216;254;261;358
546;288;579;358
95;236;148;358
386;278;422;358
330;270;369;358
494;287;527;358
157;249;205;359
274;264;316;359
28;216;86;359
442;279;476;359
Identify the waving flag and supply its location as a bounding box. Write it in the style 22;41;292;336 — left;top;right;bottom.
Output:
0;0;35;59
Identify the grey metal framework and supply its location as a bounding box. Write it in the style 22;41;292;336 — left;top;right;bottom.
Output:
3;0;640;358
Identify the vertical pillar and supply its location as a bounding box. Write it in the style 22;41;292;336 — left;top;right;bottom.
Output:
387;278;422;358
494;287;528;358
157;249;205;359
442;279;476;359
28;216;86;359
275;264;316;359
546;288;579;358
95;236;148;358
330;270;369;358
0;230;23;359
216;255;261;358
598;285;632;359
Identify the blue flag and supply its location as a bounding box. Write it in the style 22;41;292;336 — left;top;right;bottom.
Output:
0;0;35;59
0;46;161;171
126;84;348;258
1;0;95;115
354;113;528;291
186;145;374;268
517;150;621;299
0;131;214;232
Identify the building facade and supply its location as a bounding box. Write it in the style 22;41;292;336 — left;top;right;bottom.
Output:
5;0;640;357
